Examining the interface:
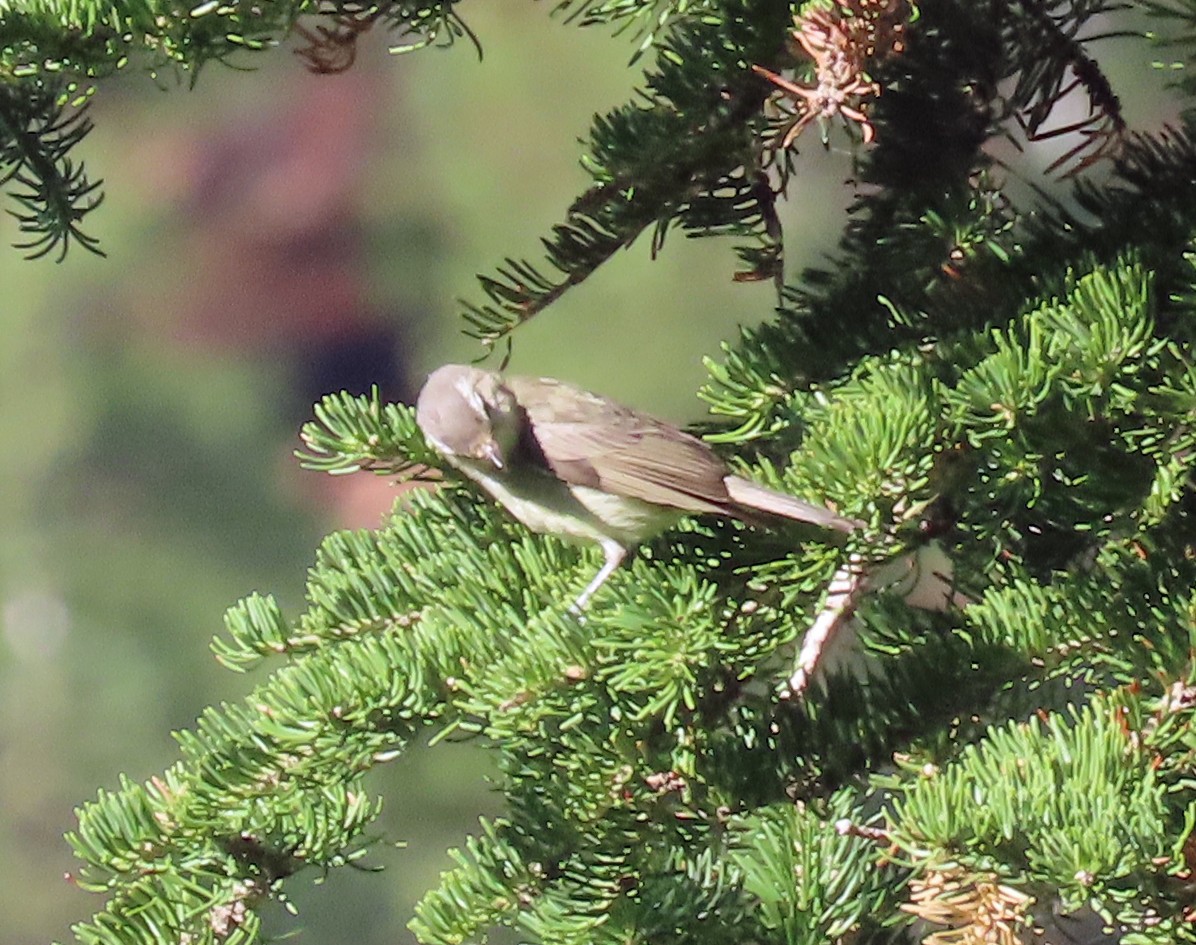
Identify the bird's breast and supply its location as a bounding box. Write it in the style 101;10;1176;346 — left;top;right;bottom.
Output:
449;457;680;547
565;484;681;544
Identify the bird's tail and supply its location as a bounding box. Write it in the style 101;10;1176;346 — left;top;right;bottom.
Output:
724;475;861;533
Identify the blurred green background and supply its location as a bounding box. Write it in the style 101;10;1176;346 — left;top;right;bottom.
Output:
0;7;1171;944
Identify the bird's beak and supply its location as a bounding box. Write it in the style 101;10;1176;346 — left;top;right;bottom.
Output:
480;438;505;470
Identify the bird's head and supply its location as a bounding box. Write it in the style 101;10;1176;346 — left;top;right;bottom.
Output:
416;364;520;470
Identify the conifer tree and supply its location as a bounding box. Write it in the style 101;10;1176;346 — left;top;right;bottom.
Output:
7;1;1196;943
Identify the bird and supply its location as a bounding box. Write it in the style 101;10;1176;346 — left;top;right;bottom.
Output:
415;364;861;610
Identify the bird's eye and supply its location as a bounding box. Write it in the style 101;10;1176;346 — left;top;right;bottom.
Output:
489;388;516;416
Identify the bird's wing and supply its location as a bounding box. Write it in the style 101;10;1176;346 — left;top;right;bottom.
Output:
506;376;734;515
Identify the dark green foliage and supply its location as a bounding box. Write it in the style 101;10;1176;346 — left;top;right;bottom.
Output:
15;0;1196;944
0;77;102;258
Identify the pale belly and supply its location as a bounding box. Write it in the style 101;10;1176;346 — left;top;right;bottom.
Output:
458;463;681;547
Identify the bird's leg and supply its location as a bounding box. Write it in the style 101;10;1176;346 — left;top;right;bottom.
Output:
569;540;627;613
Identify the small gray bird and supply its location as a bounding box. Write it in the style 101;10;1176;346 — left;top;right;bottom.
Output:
415;364;861;610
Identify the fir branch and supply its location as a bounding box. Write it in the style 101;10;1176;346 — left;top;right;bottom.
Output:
1003;0;1130;175
889;699;1176;918
728;795;902;943
550;0;698;31
783;553;867;697
0;77;103;258
1;0;287;79
373;0;481;56
292;2;481;73
409;819;530;945
551;0;707;51
460;0;793;343
296;388;441;477
0;0;478;255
